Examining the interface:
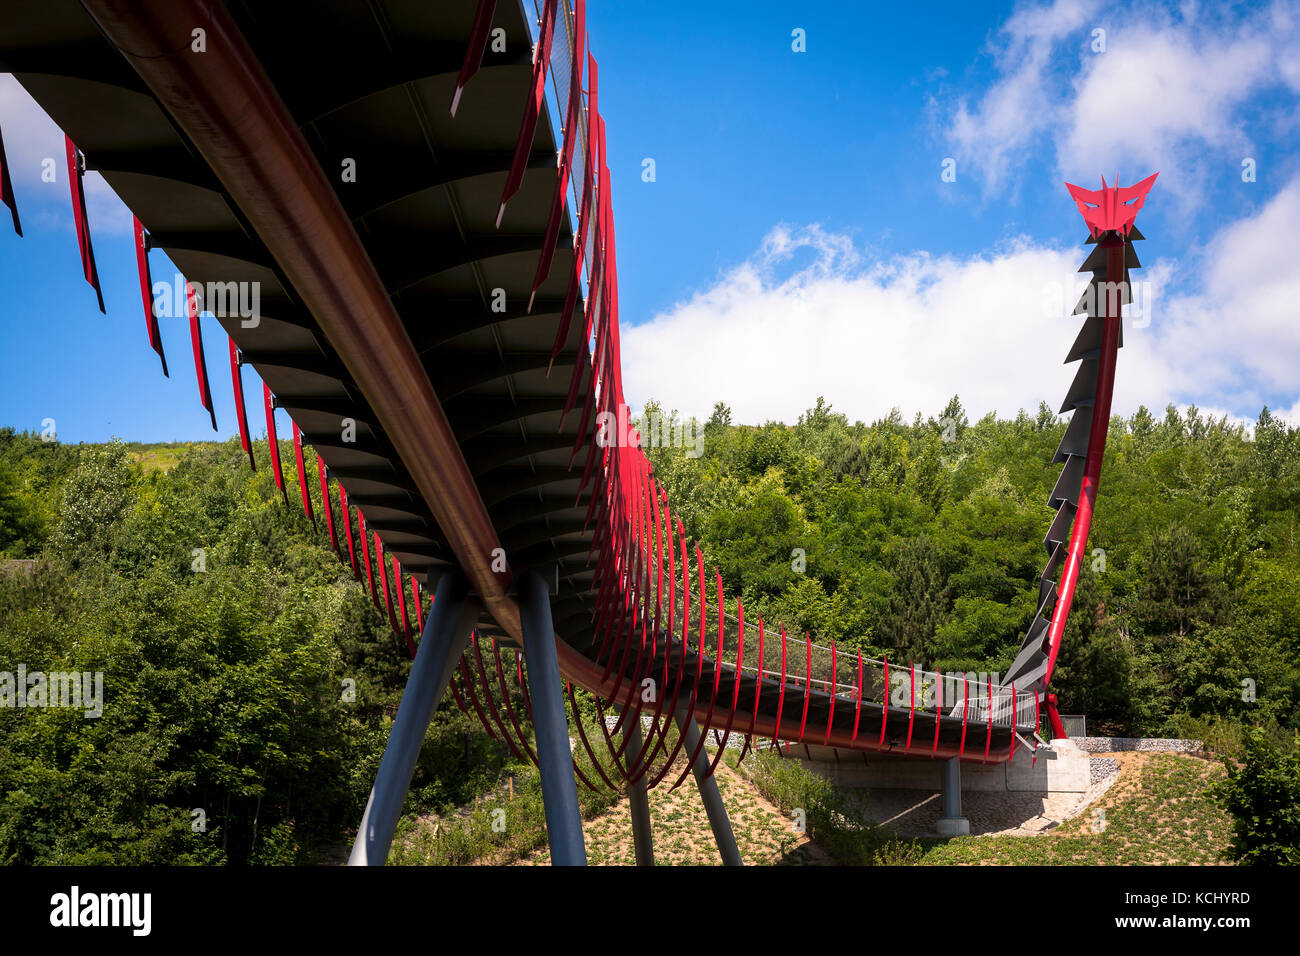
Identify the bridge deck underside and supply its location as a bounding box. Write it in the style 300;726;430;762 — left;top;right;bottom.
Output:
2;0;1014;761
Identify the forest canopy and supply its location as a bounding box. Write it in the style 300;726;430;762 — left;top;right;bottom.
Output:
0;393;1296;863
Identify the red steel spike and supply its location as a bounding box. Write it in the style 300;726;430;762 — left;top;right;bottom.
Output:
338;483;359;580
357;509;378;608
0;122;21;235
411;576;424;632
263;383;287;504
228;337;254;469
529;0;586;310
393;555;412;656
292;421;315;527
374;531;402;640
64;137;103;313
186;282;217;430
317;453;337;551
496;0;557;227
449;0;498;117
133;217;167;375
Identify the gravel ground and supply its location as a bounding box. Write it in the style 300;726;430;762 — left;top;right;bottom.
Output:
1071;737;1202;753
1090;756;1120;785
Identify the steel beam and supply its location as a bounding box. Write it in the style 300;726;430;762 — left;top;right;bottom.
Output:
622;711;654;866
936;756;970;837
674;702;742;866
79;0;519;642
519;569;587;866
348;573;479;865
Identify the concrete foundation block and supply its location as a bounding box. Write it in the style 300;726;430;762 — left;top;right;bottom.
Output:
1004;738;1089;793
936;817;970;836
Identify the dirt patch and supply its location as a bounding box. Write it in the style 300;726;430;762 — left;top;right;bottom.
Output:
520;759;830;866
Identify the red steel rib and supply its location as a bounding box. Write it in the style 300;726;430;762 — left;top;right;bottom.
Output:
449;0;498;117
905;662;916;751
263;383;287;504
797;633;812;743
851;651;864;745
823;641;838;745
186;282;217;430
292;421;314;526
133;217;167;376
878;656;890;748
229;338;254;469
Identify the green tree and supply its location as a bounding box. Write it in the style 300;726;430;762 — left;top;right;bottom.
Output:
1211;728;1300;865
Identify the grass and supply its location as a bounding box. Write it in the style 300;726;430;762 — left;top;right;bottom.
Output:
389;740;621;866
918;753;1231;865
125;442;193;474
519;752;827;866
390;735;1234;866
731;748;924;865
735;748;1232;866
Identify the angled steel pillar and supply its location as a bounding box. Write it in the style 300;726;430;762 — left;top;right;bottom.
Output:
936;756;970;836
674;702;742;866
349;572;479;865
518;568;587;866
621;709;654;866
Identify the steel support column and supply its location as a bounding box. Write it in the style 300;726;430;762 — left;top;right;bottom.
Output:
349;572;479;865
674;702;742;866
936;756;970;837
621;709;654;866
518;569;587;866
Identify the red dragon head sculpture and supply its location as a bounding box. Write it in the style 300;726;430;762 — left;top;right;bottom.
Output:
1065;172;1158;238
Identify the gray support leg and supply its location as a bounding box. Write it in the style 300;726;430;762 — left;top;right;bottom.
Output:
674;702;742;866
348;573;479;866
621;711;654;866
518;569;587;866
936;756;970;837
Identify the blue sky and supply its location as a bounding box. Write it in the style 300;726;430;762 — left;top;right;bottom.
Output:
3;0;1299;443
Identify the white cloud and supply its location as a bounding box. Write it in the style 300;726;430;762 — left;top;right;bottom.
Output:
947;0;1098;192
625;227;1092;425
943;1;1300;207
623;176;1300;427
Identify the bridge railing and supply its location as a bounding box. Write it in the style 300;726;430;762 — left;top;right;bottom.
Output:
528;0;591;262
662;579;1036;732
528;0;1039;741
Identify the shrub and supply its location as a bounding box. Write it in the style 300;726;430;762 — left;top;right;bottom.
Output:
1210;728;1300;865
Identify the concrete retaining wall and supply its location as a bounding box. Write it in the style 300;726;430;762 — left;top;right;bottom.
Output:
1070;736;1203;753
794;738;1092;793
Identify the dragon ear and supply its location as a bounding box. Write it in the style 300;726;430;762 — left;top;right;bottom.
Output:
1100;174;1107;189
